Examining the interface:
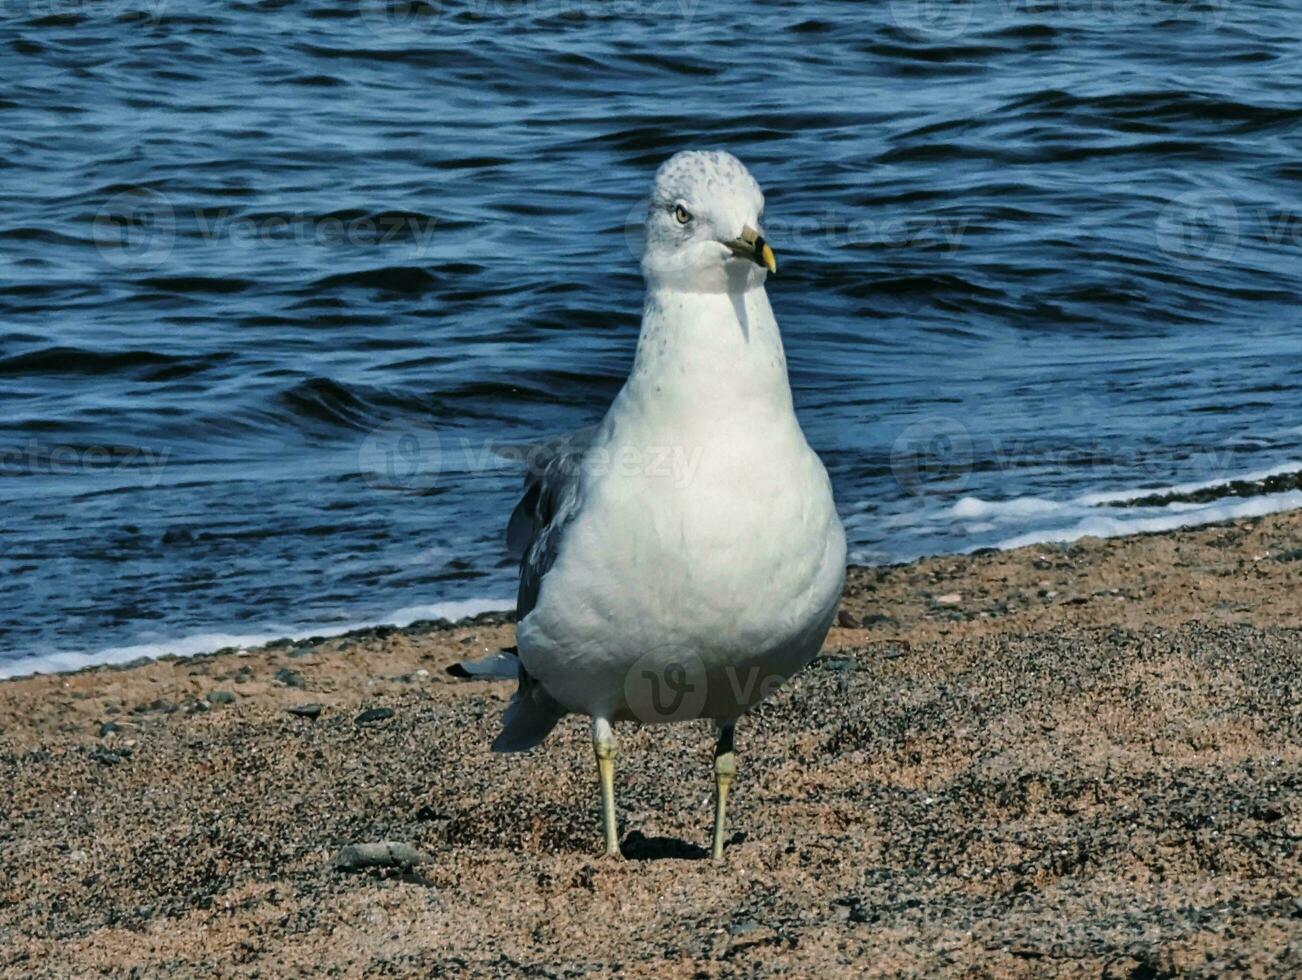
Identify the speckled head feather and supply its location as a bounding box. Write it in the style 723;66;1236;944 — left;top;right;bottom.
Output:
648;150;764;217
641;150;769;292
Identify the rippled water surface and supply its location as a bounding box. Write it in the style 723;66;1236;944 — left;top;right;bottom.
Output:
2;0;1301;670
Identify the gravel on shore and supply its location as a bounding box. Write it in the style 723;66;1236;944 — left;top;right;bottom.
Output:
1;512;1300;977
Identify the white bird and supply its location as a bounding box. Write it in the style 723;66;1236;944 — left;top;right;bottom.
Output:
487;150;846;859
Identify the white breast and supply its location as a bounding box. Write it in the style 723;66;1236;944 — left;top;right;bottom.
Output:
516;283;846;722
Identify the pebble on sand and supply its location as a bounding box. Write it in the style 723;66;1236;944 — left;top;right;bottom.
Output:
286;703;322;720
354;707;394;726
331;841;431;872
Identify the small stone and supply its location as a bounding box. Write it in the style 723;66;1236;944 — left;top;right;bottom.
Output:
286;703;322;720
836;610;862;629
331;841;431;871
132;698;175;715
208;690;236;705
354;707;394;726
97;721;121;737
275;668;305;689
831;896;872;924
820;656;857;672
90;746;128;766
727;918;762;936
934;593;962;605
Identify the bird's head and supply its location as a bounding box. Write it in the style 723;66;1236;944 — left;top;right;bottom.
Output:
641;150;776;293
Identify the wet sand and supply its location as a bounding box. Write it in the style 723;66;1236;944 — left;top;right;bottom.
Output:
2;511;1300;977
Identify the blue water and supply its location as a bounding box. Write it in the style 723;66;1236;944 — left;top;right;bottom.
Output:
2;1;1301;670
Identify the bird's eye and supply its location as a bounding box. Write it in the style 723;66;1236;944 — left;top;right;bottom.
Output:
673;204;692;225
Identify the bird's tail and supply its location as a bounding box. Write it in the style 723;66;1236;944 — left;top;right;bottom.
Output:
490;667;566;753
446;647;519;680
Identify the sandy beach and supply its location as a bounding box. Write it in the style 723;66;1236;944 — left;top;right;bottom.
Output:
2;511;1300;977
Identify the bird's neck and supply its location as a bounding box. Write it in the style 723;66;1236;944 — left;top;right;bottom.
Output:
622;283;794;428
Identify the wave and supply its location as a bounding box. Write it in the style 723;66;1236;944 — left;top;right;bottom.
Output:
999;89;1302;136
310;265;441;295
0;597;512;681
276;376;388;432
0;346;228;379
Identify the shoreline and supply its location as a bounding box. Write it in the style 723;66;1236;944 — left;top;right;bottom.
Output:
2;510;1300;976
7;495;1302;686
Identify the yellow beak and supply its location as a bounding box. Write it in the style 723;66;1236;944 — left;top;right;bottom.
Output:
727;225;777;275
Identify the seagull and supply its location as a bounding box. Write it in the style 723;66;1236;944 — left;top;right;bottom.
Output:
486;150;845;860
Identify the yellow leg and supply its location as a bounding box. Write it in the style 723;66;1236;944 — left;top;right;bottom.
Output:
592;717;620;857
711;723;736;861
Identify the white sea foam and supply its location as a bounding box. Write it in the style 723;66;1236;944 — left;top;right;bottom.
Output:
949;495;1064;520
994;490;1302;550
0;597;512;681
855;462;1302;566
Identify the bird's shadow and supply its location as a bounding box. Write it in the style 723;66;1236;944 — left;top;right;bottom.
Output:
620;830;744;861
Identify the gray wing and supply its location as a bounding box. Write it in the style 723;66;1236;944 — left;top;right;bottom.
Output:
473;426;599;753
502;425;599;620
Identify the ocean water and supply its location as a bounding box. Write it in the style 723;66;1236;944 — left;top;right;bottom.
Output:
2;0;1300;675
